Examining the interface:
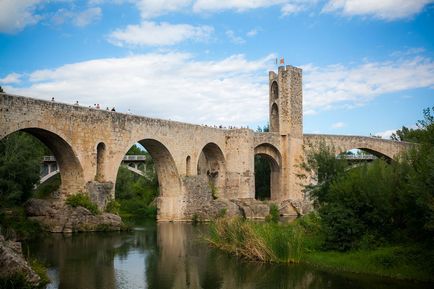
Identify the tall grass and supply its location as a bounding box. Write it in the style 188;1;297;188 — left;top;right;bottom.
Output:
207;217;304;263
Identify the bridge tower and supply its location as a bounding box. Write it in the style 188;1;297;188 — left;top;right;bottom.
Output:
269;65;303;137
268;65;304;201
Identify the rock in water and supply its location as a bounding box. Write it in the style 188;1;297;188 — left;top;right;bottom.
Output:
25;198;123;233
0;235;41;286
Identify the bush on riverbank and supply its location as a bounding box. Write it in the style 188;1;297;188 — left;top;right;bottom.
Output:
207;217;304;263
65;193;100;215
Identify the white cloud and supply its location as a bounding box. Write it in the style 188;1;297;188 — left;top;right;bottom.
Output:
7;53;274;126
193;0;285;12
323;0;434;20
374;129;396;139
331;122;345;128
226;30;245;44
134;0;193;19
0;0;42;33
281;3;304;15
108;21;213;46
0;73;22;84
302;56;434;114
246;28;259;37
73;7;102;27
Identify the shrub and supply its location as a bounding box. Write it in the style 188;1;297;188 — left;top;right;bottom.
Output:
65;193;99;215
265;203;279;223
105;199;120;215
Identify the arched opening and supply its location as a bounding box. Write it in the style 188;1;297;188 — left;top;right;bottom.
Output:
115;139;180;220
254;143;281;200
197;143;226;199
0;128;84;203
96;142;106;182
270;103;279;132
337;148;392;163
186;156;191;176
271;81;278;100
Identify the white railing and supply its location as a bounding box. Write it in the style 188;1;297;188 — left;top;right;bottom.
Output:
42;155;147;162
337;155;377;160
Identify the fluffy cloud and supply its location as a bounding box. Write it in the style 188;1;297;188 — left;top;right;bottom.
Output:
302;56;434;114
3;53;434;127
331;122;345;129
6;53;273;126
108;21;213;46
134;0;193;19
193;0;285;12
0;73;22;84
323;0;434;20
374;129;396;139
226;30;245;44
73;7;102;27
0;0;42;33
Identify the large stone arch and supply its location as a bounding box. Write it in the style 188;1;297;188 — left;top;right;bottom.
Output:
336;146;392;161
116;138;182;221
303;134;410;161
1;127;85;197
197;142;227;198
254;143;282;200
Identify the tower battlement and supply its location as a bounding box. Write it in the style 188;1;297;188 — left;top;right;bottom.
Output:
268;65;303;138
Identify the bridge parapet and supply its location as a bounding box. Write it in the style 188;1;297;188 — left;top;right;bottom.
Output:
303;134;413;160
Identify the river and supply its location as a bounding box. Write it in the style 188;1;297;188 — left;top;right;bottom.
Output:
25;222;431;289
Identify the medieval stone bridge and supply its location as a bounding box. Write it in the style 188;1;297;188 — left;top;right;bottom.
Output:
0;65;411;221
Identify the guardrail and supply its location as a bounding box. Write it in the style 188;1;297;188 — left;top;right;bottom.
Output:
42;155;148;162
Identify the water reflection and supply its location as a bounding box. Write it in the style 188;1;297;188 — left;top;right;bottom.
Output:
26;223;431;289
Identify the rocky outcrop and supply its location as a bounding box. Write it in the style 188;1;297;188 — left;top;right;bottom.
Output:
231;198;270;219
0;235;40;286
25;198;122;233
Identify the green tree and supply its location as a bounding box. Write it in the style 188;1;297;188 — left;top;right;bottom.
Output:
0;132;46;205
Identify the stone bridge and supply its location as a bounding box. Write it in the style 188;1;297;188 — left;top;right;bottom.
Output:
0;65;411;221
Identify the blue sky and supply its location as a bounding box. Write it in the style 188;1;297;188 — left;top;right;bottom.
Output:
1;0;433;138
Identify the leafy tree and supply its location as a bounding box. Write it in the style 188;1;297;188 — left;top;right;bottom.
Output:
391;106;434;143
127;144;147;155
299;140;348;204
0;132;46;205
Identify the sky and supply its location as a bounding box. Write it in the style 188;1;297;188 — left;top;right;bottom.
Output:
0;0;433;138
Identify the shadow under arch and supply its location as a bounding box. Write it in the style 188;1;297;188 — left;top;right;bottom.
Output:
254;143;282;200
197;142;226;198
5;127;85;197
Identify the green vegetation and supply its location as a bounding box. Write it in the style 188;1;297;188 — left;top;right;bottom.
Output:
33;174;60;199
105;199;120;215
265;203;279;223
0;207;44;241
208;217;304;263
65;193;100;215
0;132;46;205
207;108;434;281
0;259;49;289
115;165;158;220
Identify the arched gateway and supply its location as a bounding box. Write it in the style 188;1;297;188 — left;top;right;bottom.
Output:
0;66;411;221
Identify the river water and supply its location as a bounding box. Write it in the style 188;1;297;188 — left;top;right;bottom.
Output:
25;222;430;289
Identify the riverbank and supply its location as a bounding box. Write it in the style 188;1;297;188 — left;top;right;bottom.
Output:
206;216;434;282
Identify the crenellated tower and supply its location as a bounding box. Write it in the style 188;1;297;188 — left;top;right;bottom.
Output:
268;65;303;137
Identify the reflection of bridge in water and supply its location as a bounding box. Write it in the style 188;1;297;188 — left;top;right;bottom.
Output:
40;155;151;184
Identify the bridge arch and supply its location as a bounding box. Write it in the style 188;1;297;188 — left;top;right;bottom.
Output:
1;127;85;197
120;139;181;198
337;147;392;161
254;143;281;200
197;142;226;198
